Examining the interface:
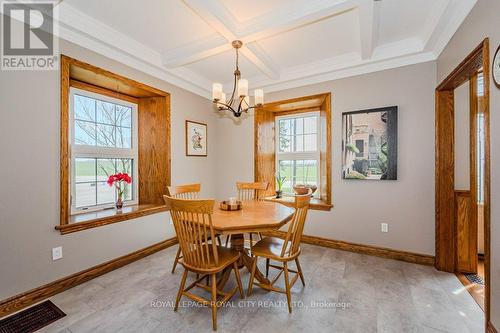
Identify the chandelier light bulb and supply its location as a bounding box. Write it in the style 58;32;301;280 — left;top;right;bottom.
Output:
238;79;248;97
254;89;264;106
212;83;222;100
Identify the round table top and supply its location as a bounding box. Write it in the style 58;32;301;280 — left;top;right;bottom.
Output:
211;200;295;234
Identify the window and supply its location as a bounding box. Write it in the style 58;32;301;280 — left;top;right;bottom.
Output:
275;112;320;196
69;88;138;214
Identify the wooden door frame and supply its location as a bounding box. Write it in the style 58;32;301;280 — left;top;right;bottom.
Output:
435;38;490;324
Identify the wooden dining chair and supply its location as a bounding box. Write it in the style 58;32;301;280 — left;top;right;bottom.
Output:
167;183;216;273
236;181;269;201
225;182;269;247
247;193;311;313
164;196;244;331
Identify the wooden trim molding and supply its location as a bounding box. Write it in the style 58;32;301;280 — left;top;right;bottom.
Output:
255;92;332;204
55;204;168;235
487;321;499;333
435;38;491;324
59;55;171;233
264;196;333;211
263;231;435;266
0;238;178;318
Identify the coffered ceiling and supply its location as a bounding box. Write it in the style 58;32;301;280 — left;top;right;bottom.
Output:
55;0;477;98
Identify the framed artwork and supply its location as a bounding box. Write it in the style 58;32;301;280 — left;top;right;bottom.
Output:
342;106;398;180
185;120;207;156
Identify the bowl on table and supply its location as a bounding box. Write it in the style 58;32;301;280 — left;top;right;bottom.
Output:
293;184;317;195
219;200;243;211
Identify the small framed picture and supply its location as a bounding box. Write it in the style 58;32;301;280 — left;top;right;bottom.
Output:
185;120;207;156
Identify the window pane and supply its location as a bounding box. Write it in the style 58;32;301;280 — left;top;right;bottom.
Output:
278;159;318;192
116;105;132;128
116;159;133;200
304;134;317;151
304;116;317;134
116;158;132;174
97;181;115;205
116;126;132;148
278;160;293;194
75;158;95;183
279;135;292;152
74;95;95;122
97;159;115;181
280;119;291;134
96;100;115;125
75;120;96;145
304;160;318;185
75;182;96;208
295;135;304;152
96;124;115;147
295;118;303;135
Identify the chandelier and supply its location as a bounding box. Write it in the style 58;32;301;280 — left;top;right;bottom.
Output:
212;40;264;117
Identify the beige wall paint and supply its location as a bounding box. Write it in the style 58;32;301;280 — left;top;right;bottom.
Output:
454;81;471;190
437;0;500;327
0;38;216;300
216;62;437;255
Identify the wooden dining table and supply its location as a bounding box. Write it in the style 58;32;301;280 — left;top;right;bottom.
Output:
211;200;295;287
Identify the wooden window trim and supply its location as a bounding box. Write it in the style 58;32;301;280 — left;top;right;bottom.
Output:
59;55;171;234
255;93;332;211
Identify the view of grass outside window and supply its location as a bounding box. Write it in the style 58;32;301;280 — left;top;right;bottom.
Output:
70;88;138;214
276;113;320;196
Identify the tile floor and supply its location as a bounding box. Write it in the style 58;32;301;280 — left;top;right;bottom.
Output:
38;244;484;333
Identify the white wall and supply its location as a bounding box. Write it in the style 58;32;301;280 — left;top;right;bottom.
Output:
215;62;437;255
436;0;500;327
0;38;216;300
454;81;470;190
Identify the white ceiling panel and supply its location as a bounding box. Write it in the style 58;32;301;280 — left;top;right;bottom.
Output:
64;0;216;53
377;0;448;45
257;8;360;68
219;0;290;23
54;0;476;97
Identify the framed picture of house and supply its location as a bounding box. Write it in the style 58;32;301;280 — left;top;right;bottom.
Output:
342;106;398;180
185;120;207;156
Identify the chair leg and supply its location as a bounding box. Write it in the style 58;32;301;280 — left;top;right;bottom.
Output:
295;258;305;286
225;235;231;247
283;262;292;313
265;258;270;278
249;233;254;247
257;232;262;240
210;273;218;331
233;261;244;298
174;269;188;311
247;256;258;297
216;236;222;246
171;247;181;274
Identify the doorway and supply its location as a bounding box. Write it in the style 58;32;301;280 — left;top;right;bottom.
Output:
453;71;487;310
435;39;490;325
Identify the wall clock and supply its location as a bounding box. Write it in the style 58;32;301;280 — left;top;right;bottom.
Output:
494;44;500;88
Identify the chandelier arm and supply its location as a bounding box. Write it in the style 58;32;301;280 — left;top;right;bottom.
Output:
215;100;239;116
228;72;237;106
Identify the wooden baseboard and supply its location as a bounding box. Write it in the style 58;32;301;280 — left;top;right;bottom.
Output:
0;237;178;318
488;321;499;333
263;231;435;266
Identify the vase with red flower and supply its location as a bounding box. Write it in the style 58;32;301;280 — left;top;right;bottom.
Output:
107;173;132;210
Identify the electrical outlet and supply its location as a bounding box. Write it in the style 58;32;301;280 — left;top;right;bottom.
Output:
52;246;63;261
381;223;389;233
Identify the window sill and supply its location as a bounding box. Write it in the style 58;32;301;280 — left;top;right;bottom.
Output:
264;196;333;211
56;204;168;235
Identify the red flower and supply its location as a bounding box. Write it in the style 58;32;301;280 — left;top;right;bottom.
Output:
107;173;132;186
